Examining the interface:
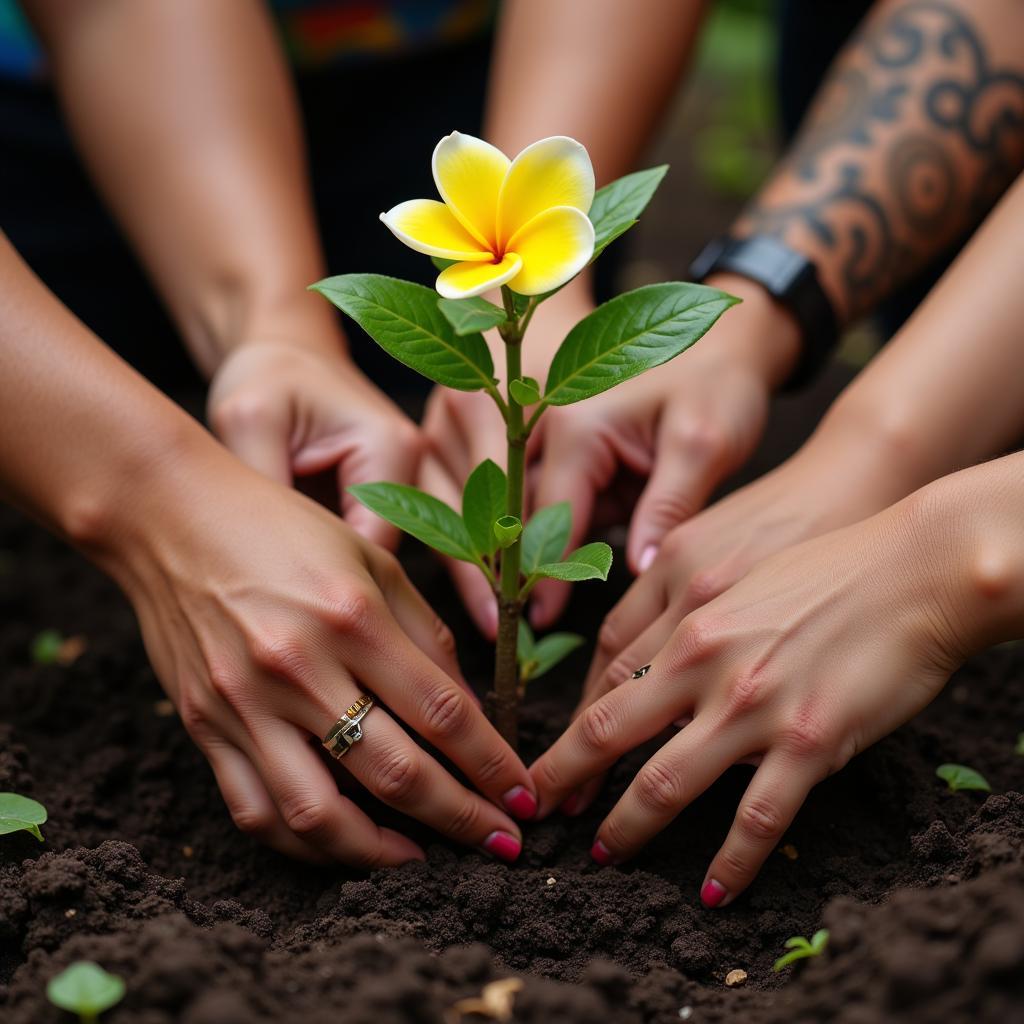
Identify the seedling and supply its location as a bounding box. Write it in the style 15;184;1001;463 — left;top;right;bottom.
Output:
773;929;829;972
0;792;47;841
936;763;991;793
312;133;737;747
517;619;583;692
1015;732;1024;756
46;961;125;1022
32;629;64;665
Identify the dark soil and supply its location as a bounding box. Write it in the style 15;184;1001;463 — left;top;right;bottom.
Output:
1;369;1023;1023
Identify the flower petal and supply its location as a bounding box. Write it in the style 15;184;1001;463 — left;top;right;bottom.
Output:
380;199;492;261
497;136;595;248
506;206;595;296
436;253;523;300
432;132;510;250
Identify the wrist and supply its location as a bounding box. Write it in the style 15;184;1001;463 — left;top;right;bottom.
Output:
700;273;801;389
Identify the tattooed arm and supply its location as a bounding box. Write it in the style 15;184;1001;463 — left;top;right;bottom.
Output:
738;0;1024;321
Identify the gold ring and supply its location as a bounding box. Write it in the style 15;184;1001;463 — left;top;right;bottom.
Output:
322;694;375;760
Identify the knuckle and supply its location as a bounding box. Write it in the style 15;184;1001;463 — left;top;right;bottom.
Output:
419;685;472;742
737;798;785;841
671;418;730;466
282;799;331;839
577;700;619;754
432;617;458;660
207;660;249;708
321;587;380;642
228;804;275;838
209;393;275;436
534;756;565;794
443;799;482;840
473;746;511;789
600;656;638;694
642;490;698;529
370;750;422;804
602;816;631;851
596;614;626;661
723;664;774;719
779;705;831;758
633;759;684;814
664;614;722;675
249;632;312;682
684;568;725;609
718;844;753;880
177;694;212;738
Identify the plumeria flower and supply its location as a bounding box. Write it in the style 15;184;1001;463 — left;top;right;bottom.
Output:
381;132;596;299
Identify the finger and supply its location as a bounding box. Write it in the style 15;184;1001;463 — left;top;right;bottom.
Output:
419;454;498;637
530;642;700;817
204;738;331;863
211;395;293;486
340;421;423;550
348;611;539;821
591;715;742;866
368;549;483;705
340;703;523;860
528;429;610;629
247;719;425;867
584;570;671;700
627;408;729;574
700;752;820;908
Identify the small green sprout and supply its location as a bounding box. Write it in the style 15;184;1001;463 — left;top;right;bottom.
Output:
936;763;991;793
1015;732;1024;756
773;929;829;972
32;629;65;665
47;961;125;1023
517;620;584;690
0;792;47;841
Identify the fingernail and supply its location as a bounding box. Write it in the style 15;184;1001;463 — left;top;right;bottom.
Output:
700;878;727;908
482;831;522;863
560;792;581;816
502;785;538;820
590;839;616;866
638;545;658;573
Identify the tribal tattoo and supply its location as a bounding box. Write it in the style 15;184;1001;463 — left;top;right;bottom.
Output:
736;0;1024;321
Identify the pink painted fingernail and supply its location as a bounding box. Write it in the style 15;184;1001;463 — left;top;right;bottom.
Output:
590;839;616;866
700;878;727;908
482;831;521;863
502;786;538;820
638;545;658;573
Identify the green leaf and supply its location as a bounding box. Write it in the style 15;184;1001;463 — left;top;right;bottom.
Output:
773;930;829;972
31;629;64;666
493;515;523;549
47;961;126;1018
0;792;47;842
438;296;507;336
536;542;613;582
509;377;541;406
1015;732;1024;756
517;619;536;662
936;763;992;793
588;165;668;259
544;283;740;406
432;256;456;272
521;503;572;573
310;274;495;391
526;633;585;682
348;482;477;563
462;459;507;559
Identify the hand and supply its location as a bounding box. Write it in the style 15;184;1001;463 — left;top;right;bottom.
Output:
420;274;799;635
529;492;965;903
103;441;536;866
208;339;423;549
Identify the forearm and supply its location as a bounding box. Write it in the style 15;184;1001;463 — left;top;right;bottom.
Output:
735;0;1024;323
805;171;1024;496
24;0;339;375
0;232;217;563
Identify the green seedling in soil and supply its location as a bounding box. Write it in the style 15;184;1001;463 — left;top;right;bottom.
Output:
47;961;125;1023
32;628;65;665
0;792;47;841
1015;732;1024;756
312;136;738;749
936;763;991;793
773;929;829;972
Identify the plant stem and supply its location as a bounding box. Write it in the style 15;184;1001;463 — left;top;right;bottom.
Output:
492;287;527;748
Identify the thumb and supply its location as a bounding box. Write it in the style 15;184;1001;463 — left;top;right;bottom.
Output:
210;393;293;486
339;419;423;550
627;410;729;574
527;424;613;629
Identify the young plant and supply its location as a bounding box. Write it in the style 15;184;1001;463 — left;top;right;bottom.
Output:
312;133;738;747
32;628;65;665
936;763;991;793
46;961;125;1023
772;929;829;972
0;792;47;841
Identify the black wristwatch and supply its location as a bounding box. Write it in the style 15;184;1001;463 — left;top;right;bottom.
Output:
689;234;839;390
